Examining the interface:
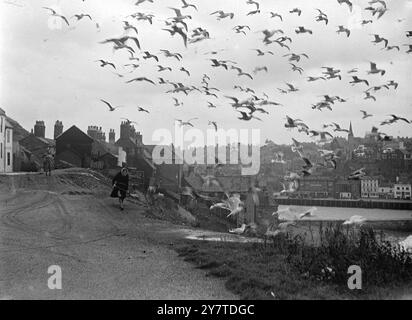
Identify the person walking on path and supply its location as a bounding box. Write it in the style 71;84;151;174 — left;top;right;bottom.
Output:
111;167;129;211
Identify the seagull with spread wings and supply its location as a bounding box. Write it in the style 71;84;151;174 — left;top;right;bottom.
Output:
360;110;373;119
181;0;197;10
126;77;156;85
100;99;123;112
95;60;116;69
176;118;198;127
72;14;92;21
43;7;70;26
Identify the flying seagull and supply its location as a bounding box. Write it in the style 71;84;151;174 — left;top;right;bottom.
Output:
100;99;122;111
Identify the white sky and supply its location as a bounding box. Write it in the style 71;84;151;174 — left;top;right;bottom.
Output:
1;0;411;145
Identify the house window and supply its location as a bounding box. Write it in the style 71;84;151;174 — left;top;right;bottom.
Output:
7;152;10;166
0;142;2;158
0;117;3;133
6;130;10;143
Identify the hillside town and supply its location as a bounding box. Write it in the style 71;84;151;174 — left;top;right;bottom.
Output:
2;107;411;203
2;0;412;304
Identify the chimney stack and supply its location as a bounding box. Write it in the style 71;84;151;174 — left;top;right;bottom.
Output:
109;129;116;144
87;125;106;142
34;121;45;138
54;120;63;139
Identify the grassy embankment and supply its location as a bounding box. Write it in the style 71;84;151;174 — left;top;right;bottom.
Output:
175;222;412;299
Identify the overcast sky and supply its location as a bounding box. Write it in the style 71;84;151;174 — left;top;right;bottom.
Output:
1;0;411;146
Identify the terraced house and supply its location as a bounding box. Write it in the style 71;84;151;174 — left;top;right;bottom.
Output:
0;108;13;173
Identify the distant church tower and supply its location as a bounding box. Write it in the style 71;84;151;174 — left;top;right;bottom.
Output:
348;122;354;140
347;122;356;160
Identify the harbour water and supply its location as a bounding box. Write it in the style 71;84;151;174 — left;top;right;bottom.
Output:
277;205;412;221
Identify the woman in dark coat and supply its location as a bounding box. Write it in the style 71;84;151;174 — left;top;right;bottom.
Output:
111;167;129;210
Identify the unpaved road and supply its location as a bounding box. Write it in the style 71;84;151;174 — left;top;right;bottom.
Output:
0;170;237;299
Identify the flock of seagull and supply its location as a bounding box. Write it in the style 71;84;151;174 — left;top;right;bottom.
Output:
39;0;412;237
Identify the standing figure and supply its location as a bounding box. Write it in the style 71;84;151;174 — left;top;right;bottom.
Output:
43;154;53;176
111;167;129;211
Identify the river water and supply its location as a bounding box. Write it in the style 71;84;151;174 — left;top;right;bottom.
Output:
277;205;412;221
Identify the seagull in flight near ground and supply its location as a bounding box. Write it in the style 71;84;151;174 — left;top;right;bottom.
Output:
399;235;412;253
291;138;304;153
299;207;317;219
343;215;366;226
348;168;366;180
210;194;244;217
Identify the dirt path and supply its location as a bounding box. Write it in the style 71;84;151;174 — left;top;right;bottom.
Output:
0;170;238;300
